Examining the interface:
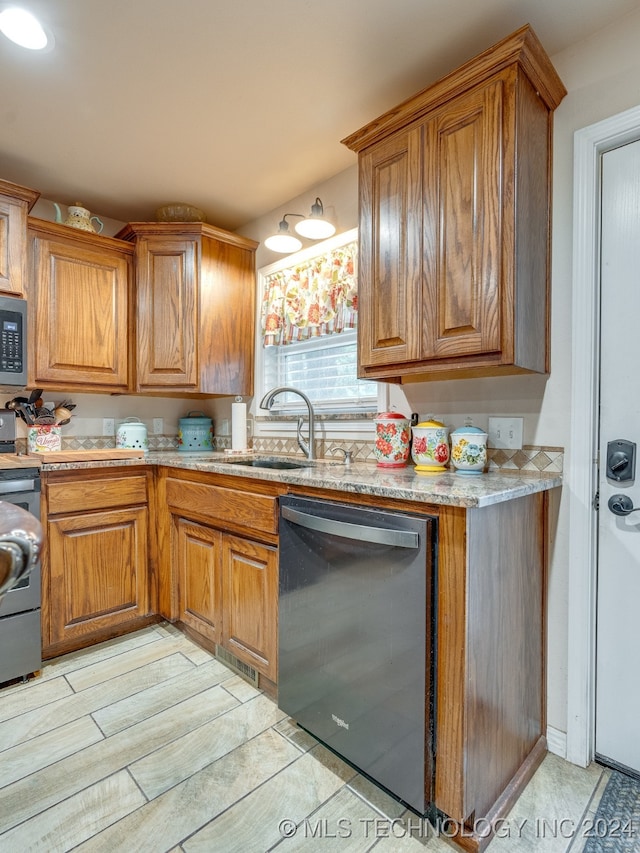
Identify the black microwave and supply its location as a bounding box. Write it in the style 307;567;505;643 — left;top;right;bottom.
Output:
0;296;27;389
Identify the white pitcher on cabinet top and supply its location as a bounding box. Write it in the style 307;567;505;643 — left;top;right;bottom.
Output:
53;202;104;234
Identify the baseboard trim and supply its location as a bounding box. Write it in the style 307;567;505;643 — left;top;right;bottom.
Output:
546;726;567;758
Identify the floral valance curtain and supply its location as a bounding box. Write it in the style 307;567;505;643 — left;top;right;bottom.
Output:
261;240;358;347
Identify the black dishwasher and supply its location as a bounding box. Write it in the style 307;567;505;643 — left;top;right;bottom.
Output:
278;495;437;814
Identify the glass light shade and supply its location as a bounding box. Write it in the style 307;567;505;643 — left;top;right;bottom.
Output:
294;218;336;239
0;8;48;49
264;232;303;253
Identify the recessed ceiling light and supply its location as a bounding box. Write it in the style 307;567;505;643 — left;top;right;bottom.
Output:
0;7;49;50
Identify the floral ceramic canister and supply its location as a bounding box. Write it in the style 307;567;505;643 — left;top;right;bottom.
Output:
178;412;214;452
450;421;488;474
116;417;149;454
373;412;411;468
411;417;450;472
27;425;62;453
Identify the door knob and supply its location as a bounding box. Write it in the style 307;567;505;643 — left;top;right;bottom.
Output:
607;494;640;516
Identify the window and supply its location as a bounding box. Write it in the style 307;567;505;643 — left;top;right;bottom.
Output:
257;228;377;414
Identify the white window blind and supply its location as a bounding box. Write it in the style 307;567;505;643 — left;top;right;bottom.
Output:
263;329;377;413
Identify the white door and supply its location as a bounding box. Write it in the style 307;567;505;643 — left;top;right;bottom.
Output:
596;138;640;775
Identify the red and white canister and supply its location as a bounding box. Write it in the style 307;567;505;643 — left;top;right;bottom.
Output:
373;411;411;468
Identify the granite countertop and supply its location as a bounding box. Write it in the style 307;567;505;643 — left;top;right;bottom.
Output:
38;451;562;508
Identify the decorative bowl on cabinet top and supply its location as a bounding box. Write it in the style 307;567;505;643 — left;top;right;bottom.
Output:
155;203;206;223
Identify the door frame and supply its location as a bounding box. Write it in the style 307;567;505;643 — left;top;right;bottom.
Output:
568;103;640;766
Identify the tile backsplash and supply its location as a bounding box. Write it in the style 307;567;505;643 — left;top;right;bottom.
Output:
20;434;563;474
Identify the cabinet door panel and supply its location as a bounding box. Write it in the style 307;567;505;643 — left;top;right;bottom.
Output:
31;237;130;388
0;199;28;296
199;237;255;396
359;127;423;368
136;237;198;390
222;534;277;681
175;517;222;644
423;80;502;359
49;506;149;644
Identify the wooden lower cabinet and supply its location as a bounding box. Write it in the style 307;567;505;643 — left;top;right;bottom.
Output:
172;515;278;682
48;506;149;644
40;462;551;853
42;468;153;655
221;534;278;682
162;468;281;684
175;517;222;645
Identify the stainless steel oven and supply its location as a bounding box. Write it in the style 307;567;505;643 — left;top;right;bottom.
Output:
0;468;42;683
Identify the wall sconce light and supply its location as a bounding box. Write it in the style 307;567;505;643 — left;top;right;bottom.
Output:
264;198;336;253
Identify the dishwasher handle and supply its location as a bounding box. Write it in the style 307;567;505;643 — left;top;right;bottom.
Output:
281;505;420;549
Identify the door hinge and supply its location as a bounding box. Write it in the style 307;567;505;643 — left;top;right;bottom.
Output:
593;490;600;511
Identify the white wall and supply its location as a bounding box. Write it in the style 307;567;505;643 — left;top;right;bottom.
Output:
235;7;640;738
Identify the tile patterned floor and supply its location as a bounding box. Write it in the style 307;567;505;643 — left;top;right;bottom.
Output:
0;624;614;852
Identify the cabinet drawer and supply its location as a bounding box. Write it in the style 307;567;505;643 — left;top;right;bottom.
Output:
166;478;277;535
48;475;148;515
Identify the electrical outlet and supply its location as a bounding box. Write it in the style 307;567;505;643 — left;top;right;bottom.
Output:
488;417;523;450
102;418;115;436
153;417;163;435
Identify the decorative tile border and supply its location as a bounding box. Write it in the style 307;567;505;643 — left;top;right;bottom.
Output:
486;446;564;474
20;434;562;475
15;435;182;454
253;438;563;473
253;436;375;462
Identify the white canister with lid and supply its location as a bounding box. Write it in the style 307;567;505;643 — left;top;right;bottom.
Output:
116;417;149;453
450;420;488;474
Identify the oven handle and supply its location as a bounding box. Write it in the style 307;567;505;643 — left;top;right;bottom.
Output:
0;479;36;495
281;505;419;549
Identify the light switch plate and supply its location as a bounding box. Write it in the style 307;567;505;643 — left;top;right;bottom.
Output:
102;418;115;436
488;417;523;449
153;417;163;435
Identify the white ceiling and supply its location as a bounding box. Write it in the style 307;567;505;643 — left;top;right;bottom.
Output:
1;0;638;230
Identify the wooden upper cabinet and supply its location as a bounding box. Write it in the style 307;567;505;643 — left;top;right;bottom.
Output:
421;76;503;362
134;235;198;390
358;127;423;368
0;179;40;298
27;219;133;391
343;25;567;382
117;222;258;396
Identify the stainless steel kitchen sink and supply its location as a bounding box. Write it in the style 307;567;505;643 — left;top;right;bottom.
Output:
225;458;309;470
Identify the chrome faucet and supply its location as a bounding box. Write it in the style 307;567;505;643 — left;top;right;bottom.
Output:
259;386;316;461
